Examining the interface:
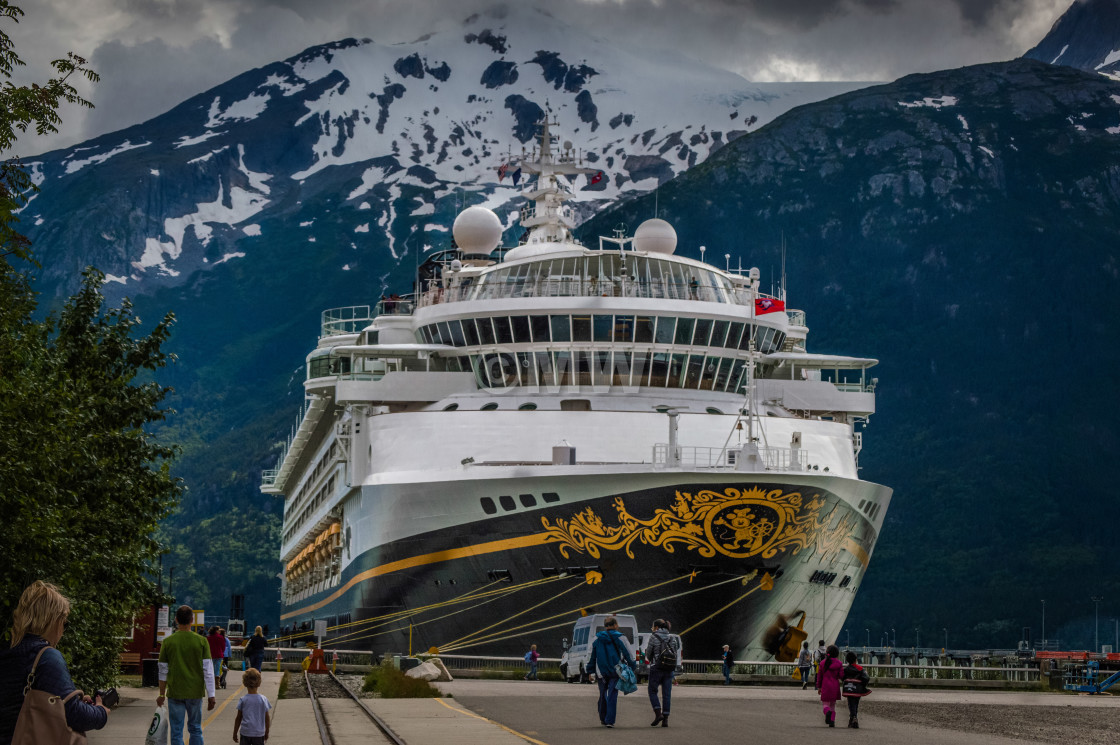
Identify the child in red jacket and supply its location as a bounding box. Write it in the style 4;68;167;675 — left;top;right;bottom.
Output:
841;651;872;728
815;644;842;727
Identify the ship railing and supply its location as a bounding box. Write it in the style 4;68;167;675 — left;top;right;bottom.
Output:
652;444;809;471
786;309;807;327
375;297;415;316
261;468;279;487
321;305;373;336
416;277;779;309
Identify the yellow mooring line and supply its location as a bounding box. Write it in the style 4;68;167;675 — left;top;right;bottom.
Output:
441;575;584;650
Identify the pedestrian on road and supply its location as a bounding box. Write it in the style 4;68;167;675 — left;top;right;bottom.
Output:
721;644;733;685
233;667;271;745
0;581;110;745
815;644;842;727
812;639;827;679
644;619;679;728
797;641;813;690
221;629;232;689
523;644;540;680
206;626;226;689
841;651;871;729
587;616;634;728
158;604;216;745
245;626;267;672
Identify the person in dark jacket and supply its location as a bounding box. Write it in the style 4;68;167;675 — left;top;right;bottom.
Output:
586;616;634;728
721;644;733;684
0;581;110;745
841;651;871;728
644;619;679;728
245;626;267;671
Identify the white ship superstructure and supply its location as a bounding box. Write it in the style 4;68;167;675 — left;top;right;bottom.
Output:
263;119;892;661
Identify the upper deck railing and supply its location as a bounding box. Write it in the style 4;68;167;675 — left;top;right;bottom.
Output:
417;278;773;310
652;444;809;471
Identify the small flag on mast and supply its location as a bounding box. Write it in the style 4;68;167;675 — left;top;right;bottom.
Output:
497;162;509;181
512;167;522;185
590;170;604;185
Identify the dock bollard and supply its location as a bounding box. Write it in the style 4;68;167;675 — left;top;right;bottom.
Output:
332;651;338;674
276;650;283;672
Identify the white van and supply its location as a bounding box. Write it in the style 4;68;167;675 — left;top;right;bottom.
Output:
634;631;684;682
560;614;639;683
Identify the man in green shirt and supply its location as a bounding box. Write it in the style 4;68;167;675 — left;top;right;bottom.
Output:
157;605;216;745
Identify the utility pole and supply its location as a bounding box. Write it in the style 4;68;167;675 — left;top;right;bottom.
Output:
1041;599;1046;649
865;629;870;648
943;627;948;650
1091;597;1104;653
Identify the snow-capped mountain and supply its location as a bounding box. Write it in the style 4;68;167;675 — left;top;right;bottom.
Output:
22;4;866;301
1024;0;1120;77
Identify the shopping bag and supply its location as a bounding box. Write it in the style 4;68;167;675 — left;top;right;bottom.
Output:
145;704;168;745
615;662;638;694
791;668;802;681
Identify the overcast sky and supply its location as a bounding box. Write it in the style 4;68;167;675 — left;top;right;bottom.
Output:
7;0;1071;155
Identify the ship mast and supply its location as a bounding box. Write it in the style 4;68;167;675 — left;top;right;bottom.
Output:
515;117;596;246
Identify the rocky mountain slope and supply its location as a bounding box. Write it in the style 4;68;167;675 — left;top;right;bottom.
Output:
1024;0;1120;77
581;58;1120;648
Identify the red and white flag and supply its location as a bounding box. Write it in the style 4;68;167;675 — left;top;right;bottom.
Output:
497;162;509;181
590;170;604;185
755;298;786;315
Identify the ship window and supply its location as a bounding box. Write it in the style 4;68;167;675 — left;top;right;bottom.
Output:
534;351;555;387
560;399;591;411
700;357;721;389
550;315;571;342
530;315;551;342
614;315;634;342
593;314;613;342
463;318;480;346
554;351;572;386
727;322;745;350
499;495;516;511
714;358;734;391
480;497;497;514
730;359;747;392
574;351;593;387
518;402;537;411
481;402;499;411
649;353;670;387
634;316;654;343
572;314;592;342
494;316;514;344
519;494;537;507
542;492;560;503
632;352;651;386
858;499;867;511
693;318;713;347
448;320;466;347
654;316;675;344
739;324;755;351
611;352;632;387
517;352;534;386
443;403;459;411
668;354;687;387
436;322;451;345
511;315;531;343
710;320;729;348
706;407;724;415
674;318;695;346
685;354;704;388
593;351;611;385
478;317;497;345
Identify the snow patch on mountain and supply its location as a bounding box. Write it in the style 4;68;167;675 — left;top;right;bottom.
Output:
899;96;958;109
62;139;150;174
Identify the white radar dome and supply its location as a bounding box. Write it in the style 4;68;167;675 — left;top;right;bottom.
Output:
633;218;677;254
453;206;503;254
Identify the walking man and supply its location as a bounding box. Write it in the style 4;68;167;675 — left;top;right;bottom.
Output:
158;605;216;745
797;641;813;690
587;616;634;728
812;639;827;685
721;644;733;685
645;619;679;727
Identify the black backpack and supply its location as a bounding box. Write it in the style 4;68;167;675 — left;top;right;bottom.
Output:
653;633;678;670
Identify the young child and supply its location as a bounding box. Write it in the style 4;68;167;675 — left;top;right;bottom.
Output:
233;668;271;744
814;644;842;727
841;651;872;729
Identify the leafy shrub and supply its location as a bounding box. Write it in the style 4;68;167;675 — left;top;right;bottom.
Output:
362;661;440;698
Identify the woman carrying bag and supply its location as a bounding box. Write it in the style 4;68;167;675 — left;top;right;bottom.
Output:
0;581;110;744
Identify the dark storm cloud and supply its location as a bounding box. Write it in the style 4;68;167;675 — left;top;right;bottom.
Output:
5;0;1070;154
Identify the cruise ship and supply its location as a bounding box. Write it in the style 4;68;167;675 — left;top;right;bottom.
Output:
262;119;892;663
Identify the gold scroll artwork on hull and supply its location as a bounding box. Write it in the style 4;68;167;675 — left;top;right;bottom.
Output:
538;486;859;563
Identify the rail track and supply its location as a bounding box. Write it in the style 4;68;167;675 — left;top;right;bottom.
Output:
304;670;405;745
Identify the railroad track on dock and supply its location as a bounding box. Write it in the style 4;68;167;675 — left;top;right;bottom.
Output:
304;670;405;745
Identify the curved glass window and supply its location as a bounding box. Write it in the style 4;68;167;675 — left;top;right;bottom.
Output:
518;403;538;411
481;402;499;411
443;403;459;411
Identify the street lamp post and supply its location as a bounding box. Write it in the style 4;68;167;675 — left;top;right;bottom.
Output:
891;627;896;647
943;627;948;650
866;629;870;648
1091;597;1104;653
1041;599;1046;649
845;629;850;648
915;627;920;651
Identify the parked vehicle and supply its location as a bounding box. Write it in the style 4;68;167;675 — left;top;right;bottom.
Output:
560;614;639;683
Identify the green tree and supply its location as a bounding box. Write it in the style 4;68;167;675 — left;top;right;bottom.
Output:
0;2;180;688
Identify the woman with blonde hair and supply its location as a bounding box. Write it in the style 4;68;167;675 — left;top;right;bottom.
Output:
0;581;110;744
245;625;267;672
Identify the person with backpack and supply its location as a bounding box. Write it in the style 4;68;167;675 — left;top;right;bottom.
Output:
841;651;871;729
644;619;679;728
523;644;539;680
587;616;634;728
814;644;843;727
797;640;813;690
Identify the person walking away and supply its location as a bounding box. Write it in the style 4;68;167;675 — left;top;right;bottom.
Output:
221;629;232;689
815;644;843;727
158;605;216;745
245;627;267;672
232;667;271;744
645;619;679;728
812;639;827;685
841;651;871;729
797;641;813;690
206;626;226;690
0;581;110;744
721;644;733;685
587;616;634;728
523;645;540;680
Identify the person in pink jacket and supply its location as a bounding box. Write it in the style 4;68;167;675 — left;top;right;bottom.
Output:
814;644;843;727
